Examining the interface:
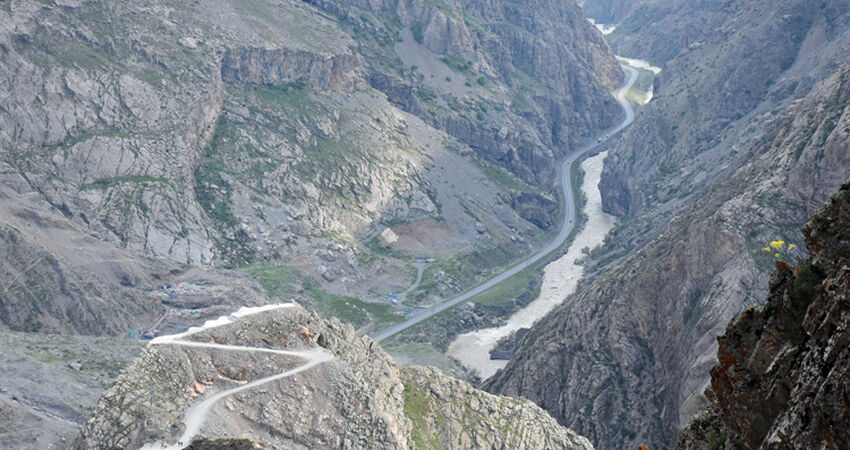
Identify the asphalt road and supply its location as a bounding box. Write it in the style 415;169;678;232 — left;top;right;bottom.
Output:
371;65;639;343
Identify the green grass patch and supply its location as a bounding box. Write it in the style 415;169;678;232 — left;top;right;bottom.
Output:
440;55;471;73
242;264;403;330
510;94;532;112
417;88;437;102
473;159;538;193
792;263;823;306
365;236;407;259
302;280;402;329
242;265;301;297
403;381;443;449
251;83;319;116
80;175;168;191
464;262;541;307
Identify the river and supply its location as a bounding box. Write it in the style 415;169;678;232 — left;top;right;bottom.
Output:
446;151;617;380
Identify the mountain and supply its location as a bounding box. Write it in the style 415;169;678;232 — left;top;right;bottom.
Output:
485;0;850;448
679;181;850;449
74;304;593;449
0;0;623;446
0;0;618;334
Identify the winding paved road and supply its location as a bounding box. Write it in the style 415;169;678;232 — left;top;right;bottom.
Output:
140;304;334;450
371;65;639;343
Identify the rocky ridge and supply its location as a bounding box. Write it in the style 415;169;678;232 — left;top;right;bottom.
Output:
678;181;850;449
75;304;592;449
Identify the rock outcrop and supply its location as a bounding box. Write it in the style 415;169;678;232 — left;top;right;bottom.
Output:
75;304;592;449
512;192;559;229
186;437;270;449
220;46;365;93
678;181;850;449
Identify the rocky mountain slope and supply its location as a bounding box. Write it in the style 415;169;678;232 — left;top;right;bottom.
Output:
306;0;622;184
0;0;619;335
581;0;726;65
486;0;850;448
75;304;592;449
0;0;623;446
679;181;850;449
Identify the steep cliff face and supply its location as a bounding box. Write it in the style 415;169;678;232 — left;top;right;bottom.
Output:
305;0;622;186
679;182;850;449
579;0;644;25
486;1;850;448
601;0;832;217
76;304;592;449
0;0;363;266
0;182;270;335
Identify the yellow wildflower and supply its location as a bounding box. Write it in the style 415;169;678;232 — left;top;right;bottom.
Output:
763;246;771;252
788;244;796;250
769;240;785;250
775;253;780;258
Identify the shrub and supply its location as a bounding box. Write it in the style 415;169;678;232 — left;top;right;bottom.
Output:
792;263;823;307
411;22;424;44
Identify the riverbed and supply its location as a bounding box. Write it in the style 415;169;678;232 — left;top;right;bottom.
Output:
446;151;617;380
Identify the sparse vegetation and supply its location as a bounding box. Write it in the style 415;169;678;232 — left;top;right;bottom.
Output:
403;380;442;449
417;88;437;102
706;429;727;450
792;263;822;306
243;264;403;330
473;159;538;193
411;22;424;44
440;55;471;73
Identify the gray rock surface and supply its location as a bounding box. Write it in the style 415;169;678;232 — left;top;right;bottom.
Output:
1;0;597;272
0;0;619;338
307;0;622;186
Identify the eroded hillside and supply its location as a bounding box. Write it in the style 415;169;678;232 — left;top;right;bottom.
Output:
0;0;620;335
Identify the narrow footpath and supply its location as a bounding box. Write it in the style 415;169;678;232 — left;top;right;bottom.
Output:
140;304;334;450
